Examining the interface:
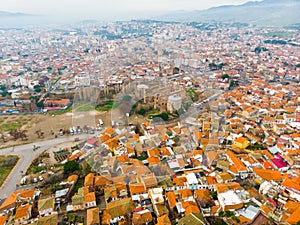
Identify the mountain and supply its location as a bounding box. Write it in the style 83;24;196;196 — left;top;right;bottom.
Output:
0;11;34;18
159;0;300;27
0;11;52;28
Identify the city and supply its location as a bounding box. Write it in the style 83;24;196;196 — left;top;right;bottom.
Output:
0;0;299;225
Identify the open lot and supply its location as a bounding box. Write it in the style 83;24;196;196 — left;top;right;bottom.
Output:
0;110;112;149
0;155;19;187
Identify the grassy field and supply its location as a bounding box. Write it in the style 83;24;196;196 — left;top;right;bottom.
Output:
0;116;33;132
48;107;73;116
0;155;19;187
95;100;118;112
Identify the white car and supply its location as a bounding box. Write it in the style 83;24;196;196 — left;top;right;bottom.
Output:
20;177;27;185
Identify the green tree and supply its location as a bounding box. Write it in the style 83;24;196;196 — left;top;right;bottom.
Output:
34;85;41;93
0;85;6;91
173;67;180;74
225;210;234;217
1;91;8;97
137;108;146;115
159;112;169;121
63;161;80;175
211;191;218;200
221;74;230;79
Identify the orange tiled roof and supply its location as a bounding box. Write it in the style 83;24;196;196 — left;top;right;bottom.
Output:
44;98;69;105
179;189;193;199
94;175;113;187
148;148;160;157
226;151;247;172
160;147;171;156
157;214;171;225
106;128;115;135
117;155;130;163
282;175;300;192
0;216;6;225
84;173;95;187
166;192;177;208
234;136;248;144
286;206;300;224
129;183;146;195
181;201;200;215
84;191;96;204
173;176;187;186
99;134;110;142
148;156;160;165
194;189;210;202
0;190;35;211
283;201;300;214
67;174;78;183
87;208;100;225
15;204;31;220
253;168;282;181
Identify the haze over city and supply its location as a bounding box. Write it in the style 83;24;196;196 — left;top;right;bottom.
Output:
1;0;257;20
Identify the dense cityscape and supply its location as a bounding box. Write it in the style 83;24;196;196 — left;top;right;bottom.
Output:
0;1;300;225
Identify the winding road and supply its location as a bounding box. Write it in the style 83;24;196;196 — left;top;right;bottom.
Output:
0;134;89;200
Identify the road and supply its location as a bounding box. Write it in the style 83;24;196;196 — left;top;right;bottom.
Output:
0;134;89;200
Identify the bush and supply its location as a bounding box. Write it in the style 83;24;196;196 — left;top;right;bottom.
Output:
63;161;80;175
137;108;146;115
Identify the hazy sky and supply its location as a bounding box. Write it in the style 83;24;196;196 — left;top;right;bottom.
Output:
1;0;253;20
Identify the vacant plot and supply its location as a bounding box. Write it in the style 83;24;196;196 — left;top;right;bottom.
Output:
0;155;19;187
0;116;33;132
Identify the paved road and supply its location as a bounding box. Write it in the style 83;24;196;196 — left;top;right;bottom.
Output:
0;134;89;199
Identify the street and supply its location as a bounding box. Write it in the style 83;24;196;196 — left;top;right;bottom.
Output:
0;133;89;200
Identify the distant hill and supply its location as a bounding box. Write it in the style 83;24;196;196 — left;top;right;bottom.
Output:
0;11;34;18
159;0;300;27
0;11;50;28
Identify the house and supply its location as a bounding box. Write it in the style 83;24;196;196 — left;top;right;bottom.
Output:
217;190;243;211
166;192;177;210
0;216;6;225
194;189;212;216
31;214;58;225
44;98;71;109
226;151;248;179
238;205;260;223
84;173;113;189
0;190;37;212
87;208;100;225
232;136;250;149
149;188;164;205
14;204;32;224
132;209;153;225
281;175;300;201
286;206;300;225
140;173;157;189
205;150;218;168
186;173;199;190
157;214;171;225
252;168;282;183
216;172;235;184
72;187;96;211
129;183;146;195
38;197;54;216
85;137;99;148
105;198;134;223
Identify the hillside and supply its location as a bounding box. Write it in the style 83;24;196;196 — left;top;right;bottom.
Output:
159;0;300;27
